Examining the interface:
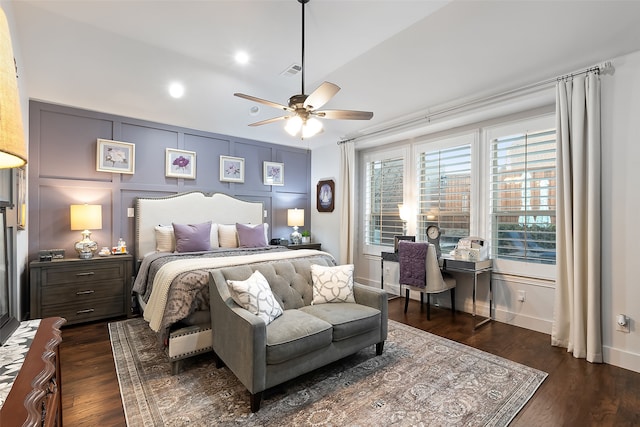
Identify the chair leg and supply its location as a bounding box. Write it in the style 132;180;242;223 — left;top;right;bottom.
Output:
426;293;431;321
404;288;409;313
450;288;456;316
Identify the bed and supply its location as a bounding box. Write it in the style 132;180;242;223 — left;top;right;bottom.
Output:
132;192;335;373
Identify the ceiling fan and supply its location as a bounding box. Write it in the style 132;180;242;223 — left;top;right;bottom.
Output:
234;0;373;139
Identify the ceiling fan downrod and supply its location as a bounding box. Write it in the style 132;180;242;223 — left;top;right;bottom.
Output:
299;0;310;96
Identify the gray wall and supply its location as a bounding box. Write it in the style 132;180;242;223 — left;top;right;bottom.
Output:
28;101;311;262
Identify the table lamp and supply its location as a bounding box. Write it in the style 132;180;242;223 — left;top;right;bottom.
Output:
70;204;102;259
0;8;27;168
287;208;304;245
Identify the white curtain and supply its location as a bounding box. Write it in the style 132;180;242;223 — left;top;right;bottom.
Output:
339;141;355;264
551;71;602;363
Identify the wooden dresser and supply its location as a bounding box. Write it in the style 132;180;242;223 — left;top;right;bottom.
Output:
0;317;65;427
30;255;133;325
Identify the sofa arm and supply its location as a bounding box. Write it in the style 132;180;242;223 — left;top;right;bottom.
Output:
209;271;267;394
353;282;388;341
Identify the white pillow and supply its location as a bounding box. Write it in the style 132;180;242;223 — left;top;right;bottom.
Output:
154;225;175;252
218;224;238;248
209;223;220;248
227;270;283;325
311;264;356;304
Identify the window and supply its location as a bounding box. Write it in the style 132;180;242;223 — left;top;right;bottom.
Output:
489;126;556;265
416;135;473;253
363;149;405;250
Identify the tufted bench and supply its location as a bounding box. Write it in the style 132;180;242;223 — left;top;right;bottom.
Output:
209;257;388;411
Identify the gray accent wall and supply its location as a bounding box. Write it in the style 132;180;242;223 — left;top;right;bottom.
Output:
28;101;311;262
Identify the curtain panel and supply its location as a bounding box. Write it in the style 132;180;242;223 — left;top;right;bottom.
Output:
339;141;355;264
551;72;603;363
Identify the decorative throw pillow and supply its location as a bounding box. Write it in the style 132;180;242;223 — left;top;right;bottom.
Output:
236;223;268;248
218;224;239;248
154;225;175;252
227;270;283;325
172;221;212;252
311;264;356;304
209;223;220;248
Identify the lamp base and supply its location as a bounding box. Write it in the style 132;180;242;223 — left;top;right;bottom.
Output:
290;226;302;245
75;230;98;259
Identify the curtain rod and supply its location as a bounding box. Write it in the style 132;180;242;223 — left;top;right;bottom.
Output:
337;60;614;145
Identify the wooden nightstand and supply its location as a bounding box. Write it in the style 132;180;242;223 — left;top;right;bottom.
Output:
29;254;133;325
286;243;322;250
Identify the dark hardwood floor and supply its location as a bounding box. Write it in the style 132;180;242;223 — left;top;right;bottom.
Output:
59;297;640;426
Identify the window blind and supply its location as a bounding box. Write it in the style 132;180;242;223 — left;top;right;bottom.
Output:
416;144;472;251
364;156;404;247
490;129;556;264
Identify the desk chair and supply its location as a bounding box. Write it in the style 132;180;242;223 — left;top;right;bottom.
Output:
398;241;456;320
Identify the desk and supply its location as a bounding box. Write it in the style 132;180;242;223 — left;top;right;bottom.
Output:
381;252;493;329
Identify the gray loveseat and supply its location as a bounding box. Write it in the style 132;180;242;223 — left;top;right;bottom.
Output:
209;257;388;412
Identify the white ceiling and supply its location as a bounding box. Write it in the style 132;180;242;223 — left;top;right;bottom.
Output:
10;0;640;149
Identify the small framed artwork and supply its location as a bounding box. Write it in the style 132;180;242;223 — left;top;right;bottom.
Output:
263;161;284;186
96;139;135;174
317;179;335;212
220;155;245;183
165;148;196;179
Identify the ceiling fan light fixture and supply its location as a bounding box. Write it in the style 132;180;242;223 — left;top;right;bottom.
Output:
302;117;322;138
285;115;303;136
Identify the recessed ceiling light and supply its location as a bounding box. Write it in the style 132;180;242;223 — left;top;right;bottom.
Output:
235;51;250;65
168;82;185;98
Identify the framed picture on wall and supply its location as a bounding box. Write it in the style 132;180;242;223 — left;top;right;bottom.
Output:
263;161;284;186
165;148;196;179
96;139;135;174
317;179;335;212
220;155;245;183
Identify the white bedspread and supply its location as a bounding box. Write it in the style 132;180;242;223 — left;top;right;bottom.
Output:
143;249;331;332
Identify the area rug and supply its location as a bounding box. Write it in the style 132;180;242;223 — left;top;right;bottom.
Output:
109;318;547;426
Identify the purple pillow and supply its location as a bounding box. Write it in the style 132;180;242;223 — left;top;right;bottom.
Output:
172;221;212;252
236;223;268;248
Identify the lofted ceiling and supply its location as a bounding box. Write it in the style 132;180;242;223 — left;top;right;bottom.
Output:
10;0;640;148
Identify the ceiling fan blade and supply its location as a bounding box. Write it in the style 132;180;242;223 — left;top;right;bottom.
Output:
314;109;374;120
248;116;290;127
303;82;340;110
234;93;292;111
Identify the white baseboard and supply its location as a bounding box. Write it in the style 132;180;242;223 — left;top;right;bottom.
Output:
603;346;640;374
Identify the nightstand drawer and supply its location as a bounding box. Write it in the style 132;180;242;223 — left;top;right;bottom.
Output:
41;280;125;305
40;296;125;324
42;263;125;285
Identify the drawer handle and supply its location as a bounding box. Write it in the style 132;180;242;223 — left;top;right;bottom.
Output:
76;272;95;277
76;290;95;295
76;308;95;314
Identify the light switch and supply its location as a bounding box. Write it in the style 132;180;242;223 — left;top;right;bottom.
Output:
127;207;135;218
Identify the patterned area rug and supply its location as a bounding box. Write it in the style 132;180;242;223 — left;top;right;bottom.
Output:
109;318;546;426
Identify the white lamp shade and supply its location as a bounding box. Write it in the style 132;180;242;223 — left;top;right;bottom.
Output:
287;208;304;227
0;8;27;168
398;204;411;221
70;204;103;231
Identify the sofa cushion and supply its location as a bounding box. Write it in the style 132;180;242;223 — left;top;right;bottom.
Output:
266;309;333;364
311;264;356;304
300;303;381;342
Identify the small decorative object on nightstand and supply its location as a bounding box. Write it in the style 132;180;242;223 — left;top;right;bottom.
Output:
301;230;311;243
70;204;102;259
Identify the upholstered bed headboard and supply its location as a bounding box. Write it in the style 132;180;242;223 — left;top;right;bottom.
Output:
135;192;264;260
